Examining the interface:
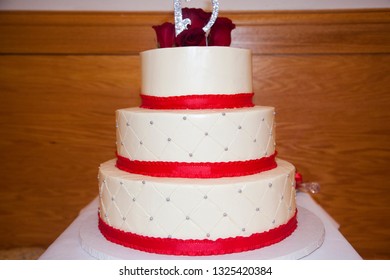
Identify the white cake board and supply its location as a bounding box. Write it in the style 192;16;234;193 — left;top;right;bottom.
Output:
80;206;325;260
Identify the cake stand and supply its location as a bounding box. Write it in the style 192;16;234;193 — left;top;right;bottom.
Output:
80;206;324;260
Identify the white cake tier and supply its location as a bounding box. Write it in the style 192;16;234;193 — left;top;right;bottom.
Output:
116;106;276;163
99;159;296;240
141;47;252;97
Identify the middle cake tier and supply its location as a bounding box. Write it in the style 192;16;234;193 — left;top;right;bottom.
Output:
116;106;276;163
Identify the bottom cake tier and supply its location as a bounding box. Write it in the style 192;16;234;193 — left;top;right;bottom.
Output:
98;159;297;255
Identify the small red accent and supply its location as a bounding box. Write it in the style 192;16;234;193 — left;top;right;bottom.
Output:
295;172;303;187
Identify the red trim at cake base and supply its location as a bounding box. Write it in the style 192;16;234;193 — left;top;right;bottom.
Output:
98;210;297;256
116;152;277;178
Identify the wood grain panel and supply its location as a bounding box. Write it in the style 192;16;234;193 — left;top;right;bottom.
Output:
0;10;389;259
1;10;389;55
252;54;390;259
0;55;141;247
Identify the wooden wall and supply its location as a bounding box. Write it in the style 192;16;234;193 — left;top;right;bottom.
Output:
0;10;389;259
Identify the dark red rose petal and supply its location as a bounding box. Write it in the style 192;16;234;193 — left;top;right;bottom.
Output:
175;27;207;47
208;17;236;46
153;22;175;48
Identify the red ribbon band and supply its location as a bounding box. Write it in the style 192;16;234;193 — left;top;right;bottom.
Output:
98;210;297;256
140;93;255;110
116;152;277;178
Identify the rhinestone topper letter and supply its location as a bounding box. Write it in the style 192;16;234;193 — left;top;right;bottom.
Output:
174;0;220;36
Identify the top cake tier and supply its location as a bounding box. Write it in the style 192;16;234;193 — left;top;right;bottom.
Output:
141;47;253;97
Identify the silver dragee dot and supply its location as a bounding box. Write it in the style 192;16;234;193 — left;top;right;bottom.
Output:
268;183;273;188
224;147;228;151
186;216;190;220
203;195;208;199
189;153;193;157
183;116;187;120
256;208;260;212
126;122;130;127
166;197;170;202
122;217;126;221
223;213;227;217
150;121;153;125
149;217;153;221
272;219;276;224
206;233;210;238
222;112;226;116
140;141;143;145
242;228;246;232
142;180;146;185
204;132;208;136
167;138;171;142
238;125;242;130
132;198;136;202
238;189;243;194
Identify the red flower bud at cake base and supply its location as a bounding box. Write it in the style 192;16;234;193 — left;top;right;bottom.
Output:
208;17;236;46
153;22;175;48
175;27;207;47
295;172;303;185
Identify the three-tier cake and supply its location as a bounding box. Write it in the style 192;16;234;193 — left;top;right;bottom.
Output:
97;6;298;256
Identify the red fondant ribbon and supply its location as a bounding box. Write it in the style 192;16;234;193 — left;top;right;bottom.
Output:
98;210;297;256
116;152;277;178
140;93;255;110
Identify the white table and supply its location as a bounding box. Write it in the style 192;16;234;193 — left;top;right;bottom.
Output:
39;193;362;260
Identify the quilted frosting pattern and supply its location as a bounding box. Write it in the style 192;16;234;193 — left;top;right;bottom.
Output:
99;159;296;240
116;106;276;163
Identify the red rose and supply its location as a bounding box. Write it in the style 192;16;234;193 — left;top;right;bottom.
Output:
153;22;175;48
153;8;235;48
208;17;236;46
175;27;206;47
182;8;209;29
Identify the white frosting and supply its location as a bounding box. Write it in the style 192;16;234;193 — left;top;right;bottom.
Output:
116;106;276;163
99;159;296;240
141;47;253;97
98;46;298;252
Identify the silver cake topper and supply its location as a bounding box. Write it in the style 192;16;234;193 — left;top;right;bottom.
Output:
174;0;220;36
